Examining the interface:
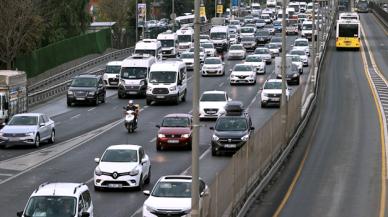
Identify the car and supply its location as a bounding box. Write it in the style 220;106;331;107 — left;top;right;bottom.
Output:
289;49;308;66
297;13;309;22
229;64;257;85
255;30;272;44
264;43;280;57
230;20;241;31
202;57;225;76
286;23;299;35
264;24;275;35
200;42;216;57
180;53;195;70
103;61;122;87
199;35;210;44
199;91;232;119
228;44;246;59
276;63;300;85
287;54;304;74
260;79;291;107
245;23;257;30
210;101;255;155
255;19;266;28
305;10;313;19
269;37;283;51
245;15;255;23
142;175;209;217
188;47;206;63
229;34;238;45
228;25;238;34
235;17;246;26
67;74;106;106
253;47;272;64
240;36;257;50
252;13;260;21
261;14;272;23
17;182;93;217
273;21;282;32
94;144;151;190
292;38;310;56
244;55;266;74
0;113;55;148
147;20;159;27
156;114;193;150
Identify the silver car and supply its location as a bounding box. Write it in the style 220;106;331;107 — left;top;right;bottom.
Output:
253;48;272;64
256;19;266;28
228;45;246;60
264;24;275;35
265;43;280;57
0;113;55;148
180;53;195;70
270;37;283;52
289;49;308;67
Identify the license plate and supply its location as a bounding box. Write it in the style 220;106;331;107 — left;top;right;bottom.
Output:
167;140;180;143
260;39;264;41
239;80;247;83
307;36;311;38
344;41;351;43
286;78;291;80
207;111;217;114
270;98;280;101
224;144;236;148
128;91;137;94
110;82;118;84
346;44;351;46
108;184;122;188
76;98;85;100
8;138;19;142
156;96;165;98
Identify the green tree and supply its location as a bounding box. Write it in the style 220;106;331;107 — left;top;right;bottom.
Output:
205;0;231;20
160;0;193;19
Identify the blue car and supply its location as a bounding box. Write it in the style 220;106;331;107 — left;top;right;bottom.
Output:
273;21;282;32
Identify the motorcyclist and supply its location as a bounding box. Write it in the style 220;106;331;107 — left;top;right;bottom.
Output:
125;100;138;127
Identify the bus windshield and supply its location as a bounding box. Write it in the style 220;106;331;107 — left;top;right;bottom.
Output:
149;71;177;83
339;24;358;37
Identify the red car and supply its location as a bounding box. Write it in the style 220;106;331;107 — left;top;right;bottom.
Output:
156;114;193;150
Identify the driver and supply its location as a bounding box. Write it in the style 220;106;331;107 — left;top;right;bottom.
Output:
125;100;138;127
33;199;54;216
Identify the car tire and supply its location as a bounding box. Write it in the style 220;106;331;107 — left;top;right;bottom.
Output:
94;185;101;191
211;147;218;156
137;175;144;191
145;168;151;184
48;131;55;144
146;99;151;105
261;102;265;108
175;95;180;105
182;90;187;102
187;140;192;150
118;93;122;99
101;94;106;103
34;134;40;148
156;142;161;151
67;101;71;106
297;79;300;85
94;98;99;106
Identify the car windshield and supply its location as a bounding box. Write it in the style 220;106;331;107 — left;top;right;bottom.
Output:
289;55;300;61
295;41;309;46
101;149;138;162
234;65;252;71
228;25;237;29
290;50;306;55
230;34;236;38
241;28;254;33
264;82;282;89
273;21;281;26
200;35;209;39
189;48;204;52
105;65;121;74
70;78;96;87
302;24;314;30
256;20;265;23
160;40;174;47
231;21;239;25
8;116;38;126
121;67;147;79
149;71;177;83
256;31;269;36
152;182;192;198
204;58;221;64
246;56;262;62
230;46;243;50
271;38;282;42
210;32;227;39
262;15;269;19
135;49;156;57
241;37;254;41
162;117;190;127
215;118;248;131
180;53;194;59
265;44;278;49
245;16;253;19
264;25;274;28
253;14;259;17
201;44;213;48
24;196;77;217
254;49;269;54
178;35;192;43
200;93;226;101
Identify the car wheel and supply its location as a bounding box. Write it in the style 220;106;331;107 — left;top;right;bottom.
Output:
261;102;265;108
34;134;40;148
67;101;71;106
297;79;300;85
211;147;218;156
182;90;187;102
101;93;106;103
187;140;192;150
175;95;180;105
146;99;151;105
94;185;101;191
301;70;304;74
118;93;122;99
48;131;55;143
94;98;99;106
156;142;161;151
137;175;144;191
145;167;151;184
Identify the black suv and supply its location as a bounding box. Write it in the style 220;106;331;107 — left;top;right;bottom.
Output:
209;101;255;156
67;75;106;106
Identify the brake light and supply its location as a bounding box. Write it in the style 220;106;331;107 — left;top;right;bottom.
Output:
358;38;360;42
336;37;338;42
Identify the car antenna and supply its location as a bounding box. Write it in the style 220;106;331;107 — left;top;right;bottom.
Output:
53;182;57;195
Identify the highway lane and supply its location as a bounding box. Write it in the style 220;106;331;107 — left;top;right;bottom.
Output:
0;31;313;216
248;16;385;217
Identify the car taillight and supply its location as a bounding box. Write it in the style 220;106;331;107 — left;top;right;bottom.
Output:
358;38;360;42
336;37;338;42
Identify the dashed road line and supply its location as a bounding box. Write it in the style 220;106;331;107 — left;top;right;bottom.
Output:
219;82;224;86
87;108;96;112
149;137;156;143
70;114;81;119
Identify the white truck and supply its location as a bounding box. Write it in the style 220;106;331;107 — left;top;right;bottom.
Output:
210;26;230;51
0;70;28;125
177;27;195;54
157;30;180;59
211;17;226;27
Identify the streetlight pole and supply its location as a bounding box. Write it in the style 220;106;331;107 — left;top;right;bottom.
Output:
172;0;175;32
311;0;316;93
317;3;320;53
281;0;287;107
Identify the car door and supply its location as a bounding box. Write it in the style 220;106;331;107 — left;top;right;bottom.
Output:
97;78;104;100
42;115;52;138
38;116;48;139
81;190;93;216
77;194;85;217
139;148;149;178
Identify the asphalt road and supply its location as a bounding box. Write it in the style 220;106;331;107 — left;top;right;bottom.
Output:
0;30;313;216
247;13;388;217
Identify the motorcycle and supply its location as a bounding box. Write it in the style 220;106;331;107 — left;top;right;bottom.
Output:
123;107;137;133
216;47;224;61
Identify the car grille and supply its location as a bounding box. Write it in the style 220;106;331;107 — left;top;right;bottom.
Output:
267;93;281;97
165;135;182;138
219;138;242;143
204;108;219;114
125;86;140;90
152;88;169;94
180;45;189;49
163;50;172;54
101;181;130;186
237;75;249;79
3;133;26;137
152;209;187;216
108;78;119;85
185;62;193;65
305;33;312;36
74;91;87;97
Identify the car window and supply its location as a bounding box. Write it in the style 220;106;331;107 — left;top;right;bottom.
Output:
246;56;262;62
162;117;189;127
42;115;49;123
234;65;253;71
151;181;192;198
101;149;138;162
81;190;91;211
39;116;44;125
264;82;282;89
78;195;85;214
139;148;145;159
200;93;226;101
199;180;206;194
215;118;248;131
254;49;269;54
204;58;221;64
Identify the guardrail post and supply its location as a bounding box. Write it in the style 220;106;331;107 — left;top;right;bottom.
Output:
216;173;218;217
232;155;235;217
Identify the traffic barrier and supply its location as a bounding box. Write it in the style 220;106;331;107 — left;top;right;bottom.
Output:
369;2;388;25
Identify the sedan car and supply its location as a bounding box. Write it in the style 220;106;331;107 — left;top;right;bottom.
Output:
269;37;283;51
201;43;216;57
253;47;272;64
276;63;300;85
230;64;256;85
228;44;246;60
180;53;195;70
188;47;206;63
244;55;266;74
265;43;280;57
200;35;210;44
0;113;55;148
255;19;266;28
264;24;275;35
260;79;291;107
245;15;255;23
289;49;308;66
273;21;282;32
199;91;231;119
261;14;272;23
240;36;257;50
156;114;193;150
94;144;151;190
287;54;304;73
229;34;238;45
202;57;225;76
255;30;272;44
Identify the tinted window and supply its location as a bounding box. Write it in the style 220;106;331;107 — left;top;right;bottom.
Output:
162;117;190;127
256;31;269;36
71;78;96;87
42;115;49;123
254;49;269;54
201;44;214;48
149;71;177;83
200;93;226;102
230;46;243;50
181;53;194;59
204;58;221;64
233;65;253;71
246;56;263;62
215;118;248;131
8;116;38;126
105;65;121;74
82;191;91;210
264;82;282;89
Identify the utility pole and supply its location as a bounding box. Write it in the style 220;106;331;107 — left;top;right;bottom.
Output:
317;3;320;53
311;0;316;93
136;0;138;43
281;0;287;106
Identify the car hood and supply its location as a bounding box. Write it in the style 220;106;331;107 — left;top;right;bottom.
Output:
269;48;279;52
68;86;97;92
145;197;191;210
245;62;264;67
99;162;138;173
254;54;271;58
1;125;37;134
229;50;244;53
182;59;194;64
263;89;282;94
232;71;254;76
200;101;227;109
214;130;248;138
158;127;191;135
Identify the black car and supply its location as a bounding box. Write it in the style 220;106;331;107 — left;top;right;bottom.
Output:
255;30;272;44
210;101;255;156
67;75;106;106
241;36;257;50
276;64;300;85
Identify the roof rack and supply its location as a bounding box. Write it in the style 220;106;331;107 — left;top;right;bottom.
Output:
35;182;50;193
224;101;245;116
74;183;85;194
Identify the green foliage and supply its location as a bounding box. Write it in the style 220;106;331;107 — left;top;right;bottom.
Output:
160;0;193;19
204;0;231;20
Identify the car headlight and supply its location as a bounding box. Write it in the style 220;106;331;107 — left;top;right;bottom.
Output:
0;133;4;137
181;134;190;138
88;91;96;95
249;74;254;78
147;86;153;92
103;75;108;80
231;74;235;78
120;80;126;85
241;134;249;141
140;80;145;86
263;92;268;96
25;132;34;136
212;135;219;141
293;73;299;77
95;166;102;176
129;167;139;176
68;90;73;95
145;204;158;214
158;134;165;138
182;208;191;214
218;65;222;69
278;74;282;77
169;86;176;91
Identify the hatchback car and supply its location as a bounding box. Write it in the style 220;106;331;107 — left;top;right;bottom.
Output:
255;19;266;28
253;47;272;64
230;64;256;85
200;43;216;57
230;20;241;31
180;53;195;70
67;75;106;106
240;36;257;50
156;114;193;150
276;63;300;85
265;43;280;57
255;30;272;44
199;35;210;44
273;21;282;32
0;113;55;148
202;57;225;76
264;24;275;35
287;54;304;73
289;49;308;66
228;45;246;60
269;37;283;51
244;55;266;74
94;144;151;190
260;79;291;107
199;91;232;119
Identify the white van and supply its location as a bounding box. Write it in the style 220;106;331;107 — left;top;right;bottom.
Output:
288;1;300;12
299;2;307;13
103;61;122;87
277;10;289;21
146;61;188;105
301;20;317;41
118;54;156;98
134;39;162;61
157;30;180;59
252;3;261;11
210;26;230;51
177;27;195;54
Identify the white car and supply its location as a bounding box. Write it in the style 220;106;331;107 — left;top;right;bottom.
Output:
229;34;238;45
228;25;238;34
200;35;210;44
142;175;209;217
180;53;195;70
202;57;225;76
94;144;151;191
103;61;122;87
230;20;241;31
261;14;272;24
228;44;246;59
287;54;304;73
244;55;266;74
253;47;272;64
230;64;257;84
264;43;280;57
289;49;308;66
147;20;159;27
201;43;216;57
260;79;291;108
188;47;206;62
292;38;310;56
245;15;255;23
199;90;231;119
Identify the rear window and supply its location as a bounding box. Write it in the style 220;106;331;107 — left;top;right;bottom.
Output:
338;24;358;37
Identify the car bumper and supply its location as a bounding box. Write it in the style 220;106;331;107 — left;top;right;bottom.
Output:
0;136;36;146
242;44;256;50
103;79;119;87
211;140;247;153
118;85;147;96
202;68;223;75
185;63;194;69
146;93;179;103
94;174;141;188
67;95;97;104
228;53;245;59
157;137;191;147
230;77;256;84
261;98;281;106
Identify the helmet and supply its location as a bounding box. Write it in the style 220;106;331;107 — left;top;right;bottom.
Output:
128;100;134;105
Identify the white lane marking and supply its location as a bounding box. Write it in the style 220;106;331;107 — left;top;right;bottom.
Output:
144;106;149;108
56;122;61;125
187;75;194;81
112;96;118;99
189;109;193;114
87;108;96;112
0;173;13;177
219;82;224;86
200;147;211;160
130;207;143;217
85;177;94;184
149;137;157;143
70;114;81;119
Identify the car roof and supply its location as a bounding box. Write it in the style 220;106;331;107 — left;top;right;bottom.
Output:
202;90;226;94
13;113;43;117
205;57;221;60
158;175;201;183
107;144;141;150
219;113;246;118
267;79;282;82
31;183;88;197
291;48;305;52
106;61;122;66
164;113;192;118
75;74;100;78
295;38;308;41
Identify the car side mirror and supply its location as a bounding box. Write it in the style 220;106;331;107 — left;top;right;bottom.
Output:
259;87;263;90
251;126;255;130
228;98;232;101
2;123;5;126
81;212;90;217
67;84;70;88
288;87;292;90
143;190;150;196
17;211;23;217
39;123;45;127
200;192;204;197
291;45;294;47
156;125;160;128
141;159;147;164
94;158;100;163
229;69;232;72
123;107;126;109
209;126;214;130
